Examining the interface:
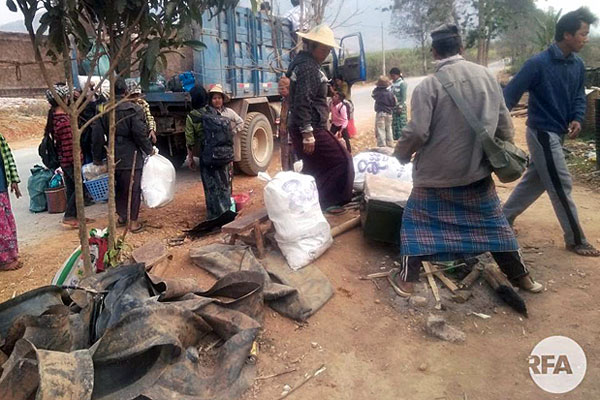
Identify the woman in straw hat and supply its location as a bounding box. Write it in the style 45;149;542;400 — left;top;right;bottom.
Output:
185;84;243;220
285;24;354;209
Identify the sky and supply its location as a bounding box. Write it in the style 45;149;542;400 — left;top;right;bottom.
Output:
0;0;598;51
536;0;600;34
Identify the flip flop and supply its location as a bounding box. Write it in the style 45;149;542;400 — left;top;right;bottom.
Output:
129;223;145;234
61;219;79;229
325;206;347;215
566;243;600;257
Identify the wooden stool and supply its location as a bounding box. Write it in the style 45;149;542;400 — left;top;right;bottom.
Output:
222;208;269;258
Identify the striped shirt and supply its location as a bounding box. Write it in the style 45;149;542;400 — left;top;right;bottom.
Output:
53;113;76;168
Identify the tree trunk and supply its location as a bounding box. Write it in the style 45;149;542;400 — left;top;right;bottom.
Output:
63;39;92;276
69;119;93;275
106;75;117;255
484;34;491;66
476;0;485;65
420;37;427;75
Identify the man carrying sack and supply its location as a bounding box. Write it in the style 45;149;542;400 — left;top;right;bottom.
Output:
391;24;542;297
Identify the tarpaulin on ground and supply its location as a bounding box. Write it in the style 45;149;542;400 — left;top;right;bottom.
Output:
189;244;334;321
0;264;263;400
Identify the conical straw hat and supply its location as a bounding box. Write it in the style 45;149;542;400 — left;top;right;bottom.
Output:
296;24;340;49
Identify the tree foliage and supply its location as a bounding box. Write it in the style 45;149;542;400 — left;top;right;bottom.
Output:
460;0;535;65
534;7;562;51
390;0;456;74
6;0;245;274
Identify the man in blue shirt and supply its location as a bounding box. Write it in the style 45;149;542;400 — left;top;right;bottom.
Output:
503;7;599;257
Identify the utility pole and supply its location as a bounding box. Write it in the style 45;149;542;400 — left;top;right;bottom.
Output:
381;22;386;76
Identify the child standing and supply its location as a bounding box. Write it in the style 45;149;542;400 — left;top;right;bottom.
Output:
371;76;396;147
330;91;351;153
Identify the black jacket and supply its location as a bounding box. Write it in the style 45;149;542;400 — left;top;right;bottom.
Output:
92;101;152;170
286;51;329;132
371;86;396;114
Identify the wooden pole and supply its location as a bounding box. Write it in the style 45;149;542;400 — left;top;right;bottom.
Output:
381;22;386;76
330;216;361;238
121;150;137;240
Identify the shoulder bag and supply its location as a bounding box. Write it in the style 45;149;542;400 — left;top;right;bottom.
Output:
435;69;528;183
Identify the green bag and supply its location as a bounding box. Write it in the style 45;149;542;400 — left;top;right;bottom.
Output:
27;165;53;213
435;69;529;183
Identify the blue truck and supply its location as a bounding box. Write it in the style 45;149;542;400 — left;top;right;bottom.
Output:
132;7;367;174
146;7;366;175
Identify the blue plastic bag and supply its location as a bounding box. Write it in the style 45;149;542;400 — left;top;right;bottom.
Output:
49;172;64;188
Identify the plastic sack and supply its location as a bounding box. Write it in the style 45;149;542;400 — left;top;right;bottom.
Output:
51;228;108;287
48;172;64;188
364;174;413;207
27;165;53;213
352;151;413;192
260;171;332;270
141;148;176;208
82;162;108;181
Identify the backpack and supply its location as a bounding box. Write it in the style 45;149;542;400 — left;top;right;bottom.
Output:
38;131;60;170
200;111;234;167
343;99;354;120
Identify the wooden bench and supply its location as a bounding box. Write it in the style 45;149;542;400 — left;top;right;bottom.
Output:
221;208;269;258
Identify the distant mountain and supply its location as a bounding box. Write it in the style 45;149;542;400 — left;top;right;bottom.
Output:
0;14;41;33
0;19;27;33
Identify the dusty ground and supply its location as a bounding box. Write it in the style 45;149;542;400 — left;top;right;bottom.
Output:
1;111;600;399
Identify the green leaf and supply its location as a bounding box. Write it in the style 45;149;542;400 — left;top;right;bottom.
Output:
6;0;17;12
182;39;207;51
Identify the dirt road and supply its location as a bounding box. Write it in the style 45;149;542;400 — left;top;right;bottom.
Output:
2;74;600;398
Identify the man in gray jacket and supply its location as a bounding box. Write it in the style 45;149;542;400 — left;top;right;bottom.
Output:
391;24;541;296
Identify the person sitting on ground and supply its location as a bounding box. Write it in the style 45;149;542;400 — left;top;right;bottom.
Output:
389;67;408;140
392;24;542;297
286;24;355;209
125;80;157;144
371;76;396;148
502;7;600;257
0;132;22;271
329;91;351;153
185;85;243;220
45;83;94;228
92;78;153;233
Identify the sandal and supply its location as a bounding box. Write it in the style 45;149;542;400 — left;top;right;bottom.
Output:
566;243;600;257
0;260;22;271
325;206;347;215
61;219;79;228
62;218;96;229
130;223;145;234
387;268;414;298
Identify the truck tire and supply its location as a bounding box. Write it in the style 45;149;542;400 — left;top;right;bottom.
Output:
238;112;273;175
